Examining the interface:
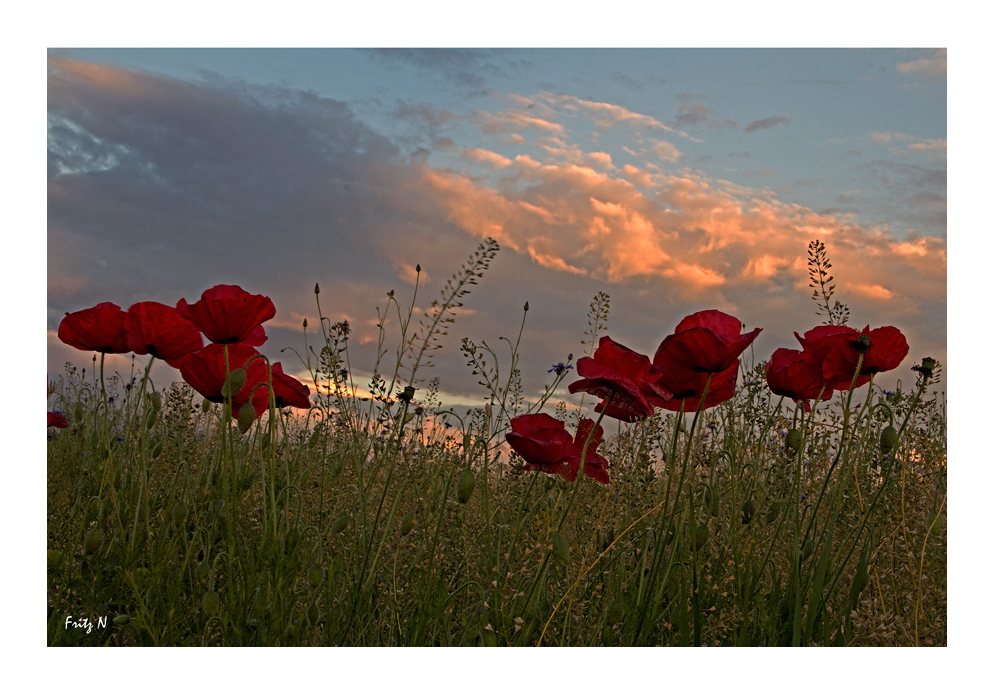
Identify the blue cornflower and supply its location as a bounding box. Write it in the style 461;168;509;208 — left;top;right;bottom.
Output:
547;362;574;376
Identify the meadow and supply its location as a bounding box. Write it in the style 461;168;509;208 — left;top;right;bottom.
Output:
46;239;946;646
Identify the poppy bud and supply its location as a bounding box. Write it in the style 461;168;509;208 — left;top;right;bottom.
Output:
524;302;529;312
551;533;570;566
463;433;472;450
544;477;555;491
149;391;162;412
785;428;802;454
400;511;415;536
457;469;476;503
765;501;781;526
307;602;321;625
331;514;349;534
880;425;898;456
778;597;791;623
693;524;709;550
801;539;814;561
308;565;323;588
741;499;756;524
606;599;625;626
398;385;416;403
222;368;247;398
196;561;210;584
203;590;220;614
150;439;164;459
48;549;63;570
113;614;131;626
84;527;104;555
202;398;212;414
237;405;256;434
145;408;157;430
73;402;85;423
302;318;307;329
416;264;421;273
314;283;320;295
172;501;189;529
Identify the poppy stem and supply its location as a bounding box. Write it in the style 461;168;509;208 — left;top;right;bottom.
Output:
555;391;613;535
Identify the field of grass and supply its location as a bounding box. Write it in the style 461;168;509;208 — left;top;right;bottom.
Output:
46;240;946;646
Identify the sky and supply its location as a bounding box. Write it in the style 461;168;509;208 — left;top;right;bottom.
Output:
47;47;947;407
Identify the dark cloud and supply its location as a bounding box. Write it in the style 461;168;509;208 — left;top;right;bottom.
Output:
675;102;738;129
743;114;791;133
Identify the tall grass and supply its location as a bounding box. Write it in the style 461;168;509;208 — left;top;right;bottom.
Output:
46;239;946;646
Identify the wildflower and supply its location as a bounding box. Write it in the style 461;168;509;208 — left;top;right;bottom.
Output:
505;413;610;484
124;301;204;364
58;302;131;354
821;326;909;386
765;347;834;412
569;336;671;421
270;363;311;409
176;284;275;346
547;362;574;376
47;411;68;428
652;310;760;411
653;310;762;376
176;343;270;420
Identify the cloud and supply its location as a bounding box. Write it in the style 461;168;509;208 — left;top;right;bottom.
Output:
896;48;946;80
743;115;791;133
674;102;738;129
47;57;946;407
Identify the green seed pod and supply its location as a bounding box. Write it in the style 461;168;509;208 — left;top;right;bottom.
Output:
145;408;157;432
150;439;164;459
308;565;324;588
606;599;625;626
237;405;256;434
287;528;300;548
172;502;189;530
457;469;476;504
880;425;898;456
544;476;555;491
482;630;498;647
222;368;247;398
149;391;162;412
307;602;320;625
765;501;782;526
83;527;104;555
741;499;756;525
399;511;415;536
202;398;212;414
551;533;570;566
801;539;814;561
113;614;131;626
463;433;472;451
203;590;220;615
196;562;210;584
785;428;802;454
73;402;85;424
331;514;349;534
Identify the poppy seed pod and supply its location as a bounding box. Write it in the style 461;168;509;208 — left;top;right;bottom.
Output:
457;469;476;504
765;501;782;526
150;439;164;459
308;565;324;588
222;368;247;398
73;402;85;423
307;602;320;625
113;614;131;626
741;499;756;524
149;391;162;411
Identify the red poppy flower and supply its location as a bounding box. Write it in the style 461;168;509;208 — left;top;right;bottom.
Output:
176;343;270;420
58;302;131;354
48;411;69;428
176;284;275;346
820;325;909;386
270;363;311;409
793;325;864;389
654;310;761;376
568;336;672;421
658;362;739;412
765;347;834;411
125;301;204;364
505;414;610;484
